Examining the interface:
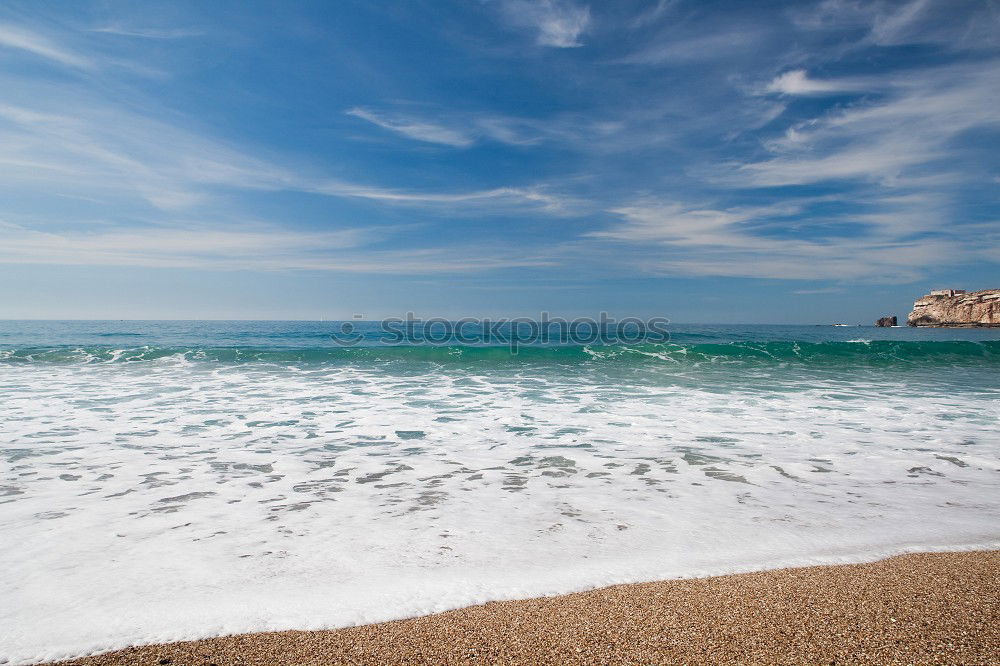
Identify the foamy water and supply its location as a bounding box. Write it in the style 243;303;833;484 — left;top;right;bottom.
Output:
1;323;998;664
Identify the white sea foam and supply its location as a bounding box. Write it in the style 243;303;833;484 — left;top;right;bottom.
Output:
1;359;998;664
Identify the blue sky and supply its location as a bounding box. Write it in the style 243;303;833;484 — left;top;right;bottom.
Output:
0;0;997;322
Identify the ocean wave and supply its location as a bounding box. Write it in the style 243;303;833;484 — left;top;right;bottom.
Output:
2;336;998;664
0;340;997;367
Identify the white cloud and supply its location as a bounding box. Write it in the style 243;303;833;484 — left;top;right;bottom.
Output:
627;0;676;29
0;221;369;268
345;106;588;148
89;25;203;39
730;63;1000;186
618;29;763;65
0;23;94;69
0;93;574;216
0;98;287;210
0;24;573;218
593;201;802;247
1;224;369;256
0;6;996;288
345;107;475;147
791;0;1000;51
791;287;844;294
868;0;931;45
498;0;591;48
736;145;928;187
308;181;581;215
765;69;871;96
585;190;983;282
0;222;552;273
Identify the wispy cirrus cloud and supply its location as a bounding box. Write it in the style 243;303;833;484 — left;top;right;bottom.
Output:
0;18;578;221
89;24;203;39
345;106;583;148
593;202;800;247
791;287;844;295
0;82;575;216
731;62;1000;186
0;222;371;260
0;0;998;298
626;0;676;30
0;16;586;282
617;28;765;65
587;196;980;282
307;180;582;215
350;103;632;153
791;0;999;50
345;107;475;147
497;0;590;48
0;221;553;273
0;97;287;209
0;23;93;69
764;69;872;95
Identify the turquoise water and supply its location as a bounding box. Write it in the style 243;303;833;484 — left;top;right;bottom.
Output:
2;321;998;370
3;319;999;348
1;321;998;663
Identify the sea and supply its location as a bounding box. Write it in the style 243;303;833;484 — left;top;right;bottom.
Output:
1;320;998;664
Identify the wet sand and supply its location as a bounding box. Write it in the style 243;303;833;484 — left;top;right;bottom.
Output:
55;550;998;665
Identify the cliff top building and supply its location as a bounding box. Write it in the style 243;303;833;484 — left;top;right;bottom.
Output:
908;288;1000;327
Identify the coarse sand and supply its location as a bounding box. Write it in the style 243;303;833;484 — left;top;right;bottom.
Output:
53;550;998;665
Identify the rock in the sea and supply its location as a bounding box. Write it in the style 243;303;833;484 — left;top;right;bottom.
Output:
907;289;1000;327
875;316;897;327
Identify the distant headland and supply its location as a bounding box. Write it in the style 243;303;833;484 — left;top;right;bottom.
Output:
906;289;1000;327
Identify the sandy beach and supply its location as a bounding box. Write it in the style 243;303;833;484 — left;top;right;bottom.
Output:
4;0;1000;662
51;550;998;665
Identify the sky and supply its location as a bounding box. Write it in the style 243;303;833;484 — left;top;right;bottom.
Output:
0;0;998;323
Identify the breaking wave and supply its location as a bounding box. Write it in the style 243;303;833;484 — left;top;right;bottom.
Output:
1;340;997;367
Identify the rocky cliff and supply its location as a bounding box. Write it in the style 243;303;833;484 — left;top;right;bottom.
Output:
907;289;1000;327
